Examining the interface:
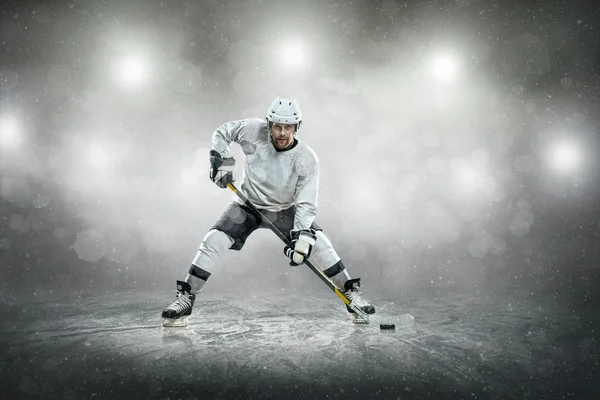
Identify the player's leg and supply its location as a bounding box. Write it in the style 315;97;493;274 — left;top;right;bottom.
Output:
309;229;376;319
184;229;233;293
162;202;260;326
266;207;375;320
308;229;347;288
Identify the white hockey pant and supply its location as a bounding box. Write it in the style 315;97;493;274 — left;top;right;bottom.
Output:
185;229;351;294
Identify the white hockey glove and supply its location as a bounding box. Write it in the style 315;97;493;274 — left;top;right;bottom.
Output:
209;150;235;189
284;229;317;266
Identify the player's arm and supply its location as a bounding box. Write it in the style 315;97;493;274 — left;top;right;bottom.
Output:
211;119;247;157
209;119;247;188
293;158;319;232
284;157;320;265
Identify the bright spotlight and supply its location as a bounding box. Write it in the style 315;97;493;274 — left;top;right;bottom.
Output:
281;43;306;67
548;139;581;174
431;52;459;81
86;144;111;169
0;114;23;151
450;160;481;194
119;56;147;85
456;165;478;185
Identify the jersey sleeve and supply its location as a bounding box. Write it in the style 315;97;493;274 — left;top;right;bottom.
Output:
293;155;320;232
211;119;247;158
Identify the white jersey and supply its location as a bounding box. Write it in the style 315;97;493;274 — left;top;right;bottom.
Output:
211;118;319;232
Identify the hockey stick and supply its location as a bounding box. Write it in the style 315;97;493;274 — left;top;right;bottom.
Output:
226;183;372;324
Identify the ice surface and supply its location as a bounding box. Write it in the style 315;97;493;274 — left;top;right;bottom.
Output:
0;292;598;399
368;313;415;330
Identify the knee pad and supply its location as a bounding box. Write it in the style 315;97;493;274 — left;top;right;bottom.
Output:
192;229;234;267
186;230;234;294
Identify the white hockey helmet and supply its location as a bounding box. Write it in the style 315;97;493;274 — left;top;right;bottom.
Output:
266;97;302;132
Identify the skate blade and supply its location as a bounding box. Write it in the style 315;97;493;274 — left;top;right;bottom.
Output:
162;316;188;327
351;314;369;325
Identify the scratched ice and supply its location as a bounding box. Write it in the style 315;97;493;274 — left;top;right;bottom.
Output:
0;292;597;399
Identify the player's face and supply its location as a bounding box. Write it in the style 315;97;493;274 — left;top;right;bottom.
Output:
270;123;296;150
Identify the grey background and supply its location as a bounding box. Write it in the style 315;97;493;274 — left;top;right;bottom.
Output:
1;0;600;399
1;0;598;305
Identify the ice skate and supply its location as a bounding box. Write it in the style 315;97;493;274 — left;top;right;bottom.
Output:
162;280;196;327
343;278;375;324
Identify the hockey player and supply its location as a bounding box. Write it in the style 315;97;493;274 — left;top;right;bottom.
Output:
161;97;375;327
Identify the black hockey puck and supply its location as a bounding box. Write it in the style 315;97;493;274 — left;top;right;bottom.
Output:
380;324;395;331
